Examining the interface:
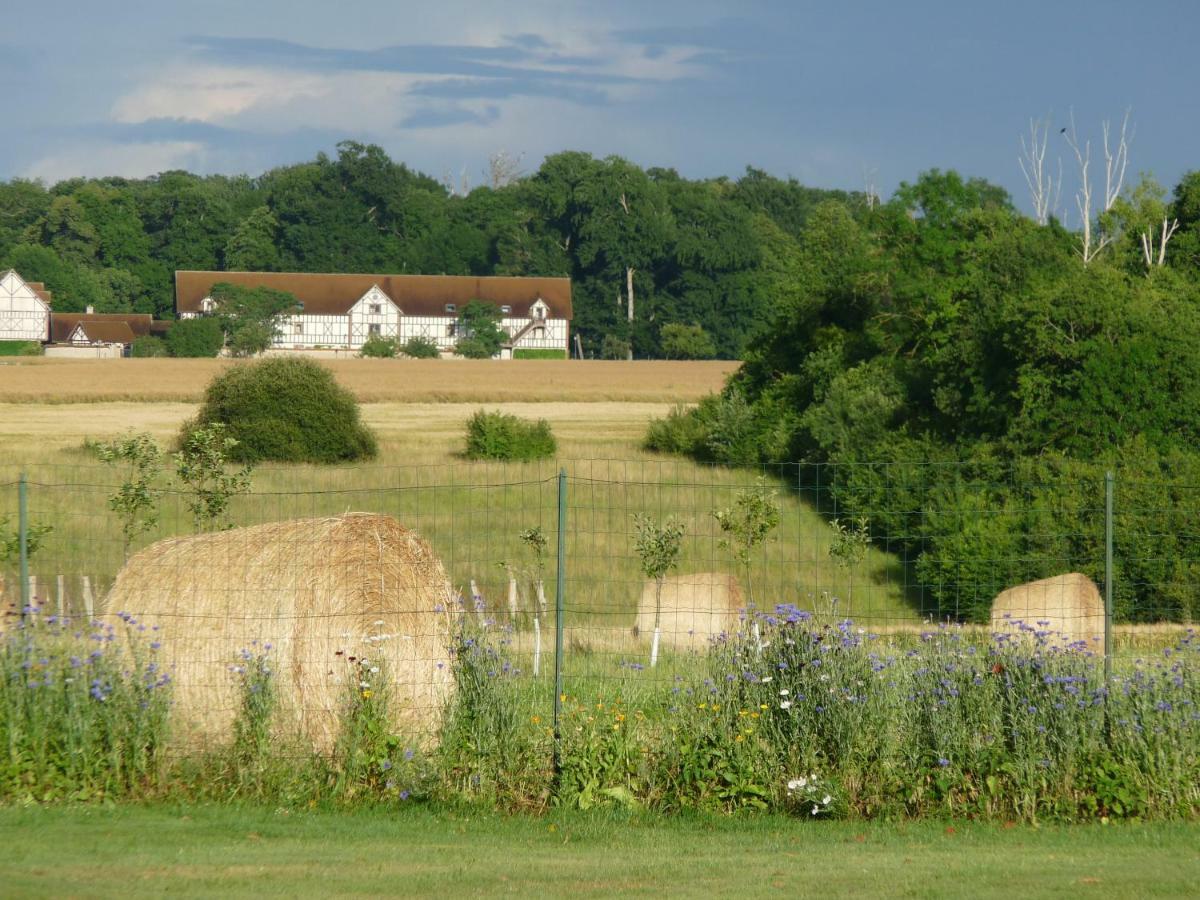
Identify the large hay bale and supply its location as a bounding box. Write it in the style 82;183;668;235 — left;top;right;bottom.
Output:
105;513;454;751
990;572;1104;644
633;572;743;652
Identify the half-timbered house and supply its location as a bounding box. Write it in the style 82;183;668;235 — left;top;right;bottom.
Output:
175;271;572;357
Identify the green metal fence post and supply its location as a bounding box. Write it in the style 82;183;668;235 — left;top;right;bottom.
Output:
552;467;567;780
18;473;30;613
1104;471;1114;685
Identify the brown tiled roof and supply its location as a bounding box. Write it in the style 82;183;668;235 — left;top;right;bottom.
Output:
175;271;573;319
68;321;137;345
25;282;53;306
51;313;154;343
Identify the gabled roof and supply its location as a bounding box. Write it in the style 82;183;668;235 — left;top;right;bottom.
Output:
2;270;52;307
175;271;573;319
67;321;137;345
51;312;153;343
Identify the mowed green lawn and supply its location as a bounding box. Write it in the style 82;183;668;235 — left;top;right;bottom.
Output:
1;805;1197;898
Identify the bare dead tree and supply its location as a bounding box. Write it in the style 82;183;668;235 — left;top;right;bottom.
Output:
441;166;470;197
1102;110;1134;212
1141;217;1181;270
1018;116;1062;225
862;165;881;211
486;150;525;189
1063;109;1134;264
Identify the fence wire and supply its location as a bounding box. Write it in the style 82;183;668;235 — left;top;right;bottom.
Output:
1;460;1195;761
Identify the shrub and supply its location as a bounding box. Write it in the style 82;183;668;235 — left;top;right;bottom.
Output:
660;323;716;360
643;403;708;456
191;356;378;463
600;335;630;360
166;317;223;357
400;336;440;358
17;341;43;356
464;409;556;461
130;335;167;357
360;334;398;358
513;348;567;360
455;336;496;359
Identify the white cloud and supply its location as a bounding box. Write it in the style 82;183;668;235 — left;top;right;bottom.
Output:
24;141;205;182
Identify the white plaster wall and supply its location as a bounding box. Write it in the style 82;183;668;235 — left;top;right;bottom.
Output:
0;271;50;342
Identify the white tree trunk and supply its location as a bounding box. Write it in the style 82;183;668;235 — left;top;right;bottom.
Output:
650;627;661;668
57;574;65;619
82;575;95;620
533;615;542;677
626;266;635;361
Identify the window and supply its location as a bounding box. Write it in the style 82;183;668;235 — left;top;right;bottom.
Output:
445;303;457;313
200;298;214;313
368;323;382;336
500;305;512;315
293;323;303;335
446;323;457;337
369;303;382;315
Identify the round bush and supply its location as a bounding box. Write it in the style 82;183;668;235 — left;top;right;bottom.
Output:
192;357;378;463
464;409;556;461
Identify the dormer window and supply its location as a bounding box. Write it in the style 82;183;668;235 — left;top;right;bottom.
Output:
500;305;512;315
200;297;215;314
296;302;305;312
445;303;457;314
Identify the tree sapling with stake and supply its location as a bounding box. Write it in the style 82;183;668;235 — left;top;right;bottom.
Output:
632;513;687;668
97;431;163;560
713;478;780;652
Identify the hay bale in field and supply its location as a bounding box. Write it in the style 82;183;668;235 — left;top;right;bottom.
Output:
990;572;1104;645
633;572;743;653
105;513;454;752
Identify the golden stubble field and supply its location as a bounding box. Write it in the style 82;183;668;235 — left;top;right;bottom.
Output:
0;358;737;403
0;357;923;629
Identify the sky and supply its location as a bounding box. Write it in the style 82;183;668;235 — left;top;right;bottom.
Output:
2;0;1198;214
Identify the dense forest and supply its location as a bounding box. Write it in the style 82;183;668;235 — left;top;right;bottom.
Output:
644;164;1200;623
0;141;855;359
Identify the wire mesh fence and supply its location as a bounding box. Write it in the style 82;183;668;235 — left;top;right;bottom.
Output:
2;459;1197;763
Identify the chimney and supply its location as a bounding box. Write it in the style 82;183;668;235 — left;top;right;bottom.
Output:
85;305;95;315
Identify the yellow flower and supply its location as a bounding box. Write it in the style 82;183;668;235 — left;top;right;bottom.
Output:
531;715;541;724
615;713;626;722
735;734;744;743
361;689;373;699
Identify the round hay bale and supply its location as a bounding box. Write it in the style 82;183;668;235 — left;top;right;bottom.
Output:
990;572;1104;645
633;572;743;653
105;513;454;752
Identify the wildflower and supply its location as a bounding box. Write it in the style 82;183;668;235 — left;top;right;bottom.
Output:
937;758;950;767
779;688;789;696
361;689;373;699
811;805;819;815
788;776;808;791
400;790;411;800
780;701;792;710
404;748;414;761
381;760;393;771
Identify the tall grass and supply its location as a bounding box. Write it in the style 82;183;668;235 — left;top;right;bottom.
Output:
0;605;171;799
2;457;919;629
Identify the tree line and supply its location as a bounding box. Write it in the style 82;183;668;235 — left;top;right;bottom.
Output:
645;165;1200;623
0;142;854;359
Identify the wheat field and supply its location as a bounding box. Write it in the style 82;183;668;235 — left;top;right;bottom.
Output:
0;358;736;403
0;360;924;636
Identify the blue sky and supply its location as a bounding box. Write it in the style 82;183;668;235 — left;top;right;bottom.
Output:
3;0;1197;216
